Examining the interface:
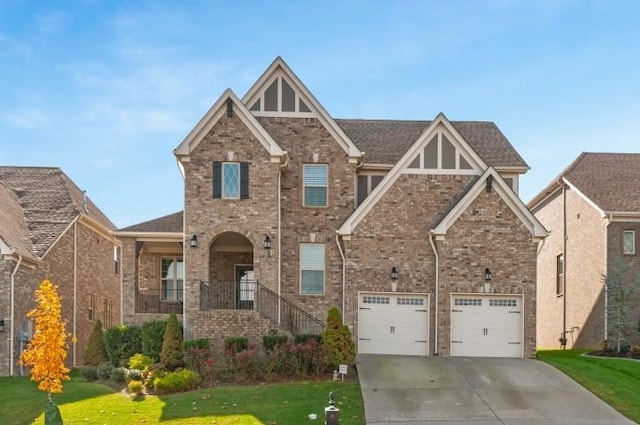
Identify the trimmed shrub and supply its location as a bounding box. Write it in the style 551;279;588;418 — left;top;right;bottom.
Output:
225;336;249;353
182;338;210;350
83;320;108;366
263;334;288;352
183;339;215;386
322;307;355;367
153;369;200;394
128;353;153;371
294;334;322;344
160;313;183;370
142;319;166;361
104;325;143;366
127;380;144;395
79;366;98;381
109;367;126;383
97;364;113;380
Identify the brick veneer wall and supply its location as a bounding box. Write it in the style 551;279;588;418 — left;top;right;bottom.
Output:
0;258;38;376
344;174;539;358
607;221;640;346
533;187;607;349
43;221;121;367
182;114;281;339
1;220;120;375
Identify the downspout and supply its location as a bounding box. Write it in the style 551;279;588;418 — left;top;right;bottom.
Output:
277;166;281;325
335;234;346;324
10;254;23;376
428;232;439;355
561;182;567;348
73;221;78;367
604;216;612;342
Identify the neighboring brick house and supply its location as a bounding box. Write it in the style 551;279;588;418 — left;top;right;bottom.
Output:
529;153;640;349
118;57;546;358
0;167;121;376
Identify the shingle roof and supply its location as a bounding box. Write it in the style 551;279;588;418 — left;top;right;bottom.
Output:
0;182;36;259
562;152;640;213
0;166;116;257
119;211;183;233
334;119;528;168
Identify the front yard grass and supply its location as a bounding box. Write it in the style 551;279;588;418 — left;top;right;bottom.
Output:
537;349;640;423
0;375;364;425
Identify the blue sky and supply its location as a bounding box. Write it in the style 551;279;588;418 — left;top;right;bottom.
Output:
1;1;638;228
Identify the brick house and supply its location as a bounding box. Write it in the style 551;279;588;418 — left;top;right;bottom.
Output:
0;167;121;376
118;57;546;358
529;153;640;349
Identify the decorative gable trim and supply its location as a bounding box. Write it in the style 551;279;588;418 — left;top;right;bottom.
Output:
338;113;486;235
174;88;286;163
431;167;547;239
242;57;363;161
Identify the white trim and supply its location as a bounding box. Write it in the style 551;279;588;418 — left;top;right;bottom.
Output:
242;57;363;159
112;231;183;240
432;167;548;239
339;113;486;235
174;89;286;161
561;178;606;217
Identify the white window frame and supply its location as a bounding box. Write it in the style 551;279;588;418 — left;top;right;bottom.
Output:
303;164;328;207
623;230;636;255
300;243;325;295
222;162;240;199
556;254;564;296
161;257;184;301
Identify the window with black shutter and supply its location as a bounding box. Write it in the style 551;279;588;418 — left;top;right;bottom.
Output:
213;161;249;199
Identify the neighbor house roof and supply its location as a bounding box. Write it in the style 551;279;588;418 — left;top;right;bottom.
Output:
529;152;640;215
0;181;36;259
0;166;116;258
562;153;640;213
335;119;528;169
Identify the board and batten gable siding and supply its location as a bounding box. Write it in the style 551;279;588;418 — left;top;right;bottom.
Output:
257;116;358;321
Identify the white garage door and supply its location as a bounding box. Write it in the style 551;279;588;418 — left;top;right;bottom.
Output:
358;293;429;356
450;295;523;358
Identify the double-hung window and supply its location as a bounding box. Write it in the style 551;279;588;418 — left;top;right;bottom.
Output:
623;230;636;255
303;164;328;207
161;257;184;301
213;161;249;199
300;244;325;295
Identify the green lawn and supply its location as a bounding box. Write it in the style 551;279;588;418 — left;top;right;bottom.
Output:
0;375;364;425
537;349;640;423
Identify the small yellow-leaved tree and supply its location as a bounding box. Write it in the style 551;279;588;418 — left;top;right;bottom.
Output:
20;279;70;424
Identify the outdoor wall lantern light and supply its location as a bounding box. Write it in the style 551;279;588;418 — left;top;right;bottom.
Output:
484;268;493;281
263;235;271;250
0;319;4;332
390;266;399;292
189;234;198;248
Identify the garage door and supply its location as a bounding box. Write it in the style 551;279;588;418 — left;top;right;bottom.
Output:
450;295;522;358
358;293;429;356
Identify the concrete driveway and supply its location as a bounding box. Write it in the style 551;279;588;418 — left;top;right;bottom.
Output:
357;354;635;425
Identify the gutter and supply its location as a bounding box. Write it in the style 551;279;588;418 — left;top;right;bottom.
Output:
10;254;23;376
428;232;439;355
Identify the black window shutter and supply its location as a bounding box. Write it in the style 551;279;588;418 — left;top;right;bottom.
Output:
212;161;222;198
240;162;249;199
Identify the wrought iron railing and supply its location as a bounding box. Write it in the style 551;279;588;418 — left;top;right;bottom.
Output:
136;289;183;314
199;281;325;335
